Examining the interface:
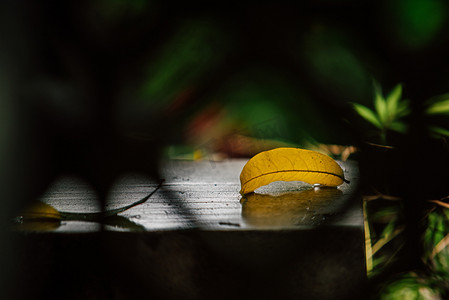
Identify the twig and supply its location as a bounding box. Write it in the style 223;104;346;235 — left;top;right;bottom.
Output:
431;233;449;259
364;201;374;276
363;189;402;202
365;142;395;149
429;200;449;209
371;225;405;255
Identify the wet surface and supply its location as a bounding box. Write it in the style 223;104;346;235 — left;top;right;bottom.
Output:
33;159;361;232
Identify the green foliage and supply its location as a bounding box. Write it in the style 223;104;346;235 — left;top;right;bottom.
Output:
355;83;449;142
357;83;449;297
425;94;449;138
364;198;405;278
379;272;443;300
426;97;449;115
424;207;449;279
353;83;410;143
387;0;447;49
140;19;228;108
428;126;449;138
216;67;348;144
353;103;382;129
301;30;371;101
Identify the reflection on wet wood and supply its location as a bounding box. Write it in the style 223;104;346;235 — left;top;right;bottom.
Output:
241;188;343;227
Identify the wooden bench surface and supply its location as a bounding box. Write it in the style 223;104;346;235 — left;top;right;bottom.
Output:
37;159;361;232
15;159;366;300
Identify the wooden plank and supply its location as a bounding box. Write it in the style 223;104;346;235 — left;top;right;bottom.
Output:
38;159;361;232
13;159;366;300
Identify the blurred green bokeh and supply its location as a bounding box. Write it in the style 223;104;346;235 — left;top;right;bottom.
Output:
215;67;354;144
99;0;449;157
386;0;447;49
3;0;449;164
300;27;371;103
140;19;229;109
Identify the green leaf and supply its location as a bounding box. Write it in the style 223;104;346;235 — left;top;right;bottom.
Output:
380;220;396;240
427;98;449;115
396;100;411;118
375;92;388;124
429;126;449;137
390;121;408;133
353;103;382;129
372;79;382;97
386;84;402;119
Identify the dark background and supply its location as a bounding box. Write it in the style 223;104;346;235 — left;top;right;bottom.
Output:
1;0;449;298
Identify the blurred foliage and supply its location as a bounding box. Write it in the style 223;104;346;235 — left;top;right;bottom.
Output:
424;205;449;281
140;19;229;110
425;94;449;138
148;0;449;159
384;0;447;50
353;83;410;144
364;197;405;279
300;27;372;102
354;84;449;145
213;67;346;143
378;272;443;300
356;84;449;297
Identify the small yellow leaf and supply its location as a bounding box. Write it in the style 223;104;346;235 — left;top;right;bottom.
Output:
239;147;347;195
20;201;61;221
14;201;61;231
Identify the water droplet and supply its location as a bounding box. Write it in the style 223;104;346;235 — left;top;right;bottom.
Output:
14;216;24;224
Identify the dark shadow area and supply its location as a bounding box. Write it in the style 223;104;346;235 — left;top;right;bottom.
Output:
10;230;366;300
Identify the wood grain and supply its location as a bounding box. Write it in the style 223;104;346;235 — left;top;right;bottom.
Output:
38;159;361;232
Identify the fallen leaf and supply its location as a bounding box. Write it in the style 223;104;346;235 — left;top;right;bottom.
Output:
20;201;61;221
14;202;61;231
239;147;348;195
14;180;163;231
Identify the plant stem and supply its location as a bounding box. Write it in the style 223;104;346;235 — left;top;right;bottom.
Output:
380;128;387;145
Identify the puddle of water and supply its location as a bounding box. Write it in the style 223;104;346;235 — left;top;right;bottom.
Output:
241;187;344;227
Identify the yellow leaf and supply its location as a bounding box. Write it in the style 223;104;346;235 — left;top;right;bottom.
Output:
14;201;61;231
20;201;61;221
239;147;347;195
